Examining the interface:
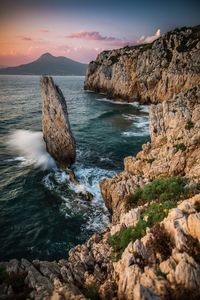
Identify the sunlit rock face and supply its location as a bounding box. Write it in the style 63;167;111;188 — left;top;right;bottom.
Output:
100;85;200;223
85;25;200;103
41;76;76;167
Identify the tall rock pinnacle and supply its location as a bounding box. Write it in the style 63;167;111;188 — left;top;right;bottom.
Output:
41;76;76;167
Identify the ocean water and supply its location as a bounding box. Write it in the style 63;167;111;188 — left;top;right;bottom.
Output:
0;75;149;261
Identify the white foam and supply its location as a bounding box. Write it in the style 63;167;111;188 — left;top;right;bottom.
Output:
97;98;134;105
5;156;26;162
122;131;149;137
7;130;56;170
97;98;149;112
43;163;115;232
122;114;137;121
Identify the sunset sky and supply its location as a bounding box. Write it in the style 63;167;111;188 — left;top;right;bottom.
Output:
0;0;199;66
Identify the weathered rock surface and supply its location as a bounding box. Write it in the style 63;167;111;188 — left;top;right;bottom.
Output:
84;25;200;103
100;85;200;223
113;195;200;300
1;195;200;299
1;29;200;300
0;228;114;300
41;76;76;167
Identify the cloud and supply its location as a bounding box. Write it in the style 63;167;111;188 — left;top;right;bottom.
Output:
54;44;102;63
67;31;117;42
137;29;161;44
20;36;33;41
37;29;49;33
67;29;161;47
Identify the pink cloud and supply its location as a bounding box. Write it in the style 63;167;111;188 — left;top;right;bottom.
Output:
67;29;161;48
37;29;49;33
20;36;33;41
67;31;117;42
54;44;102;63
0;29;161;67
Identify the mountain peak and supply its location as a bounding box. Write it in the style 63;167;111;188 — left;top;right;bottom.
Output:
40;53;54;59
0;52;87;75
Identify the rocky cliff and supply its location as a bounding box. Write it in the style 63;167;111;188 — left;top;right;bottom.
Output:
1;81;200;300
100;85;200;223
84;25;200;103
41;76;76;167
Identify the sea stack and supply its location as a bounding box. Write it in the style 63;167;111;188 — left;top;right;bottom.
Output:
41;76;76;167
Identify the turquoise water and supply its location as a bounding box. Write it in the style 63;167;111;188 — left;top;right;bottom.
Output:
0;75;149;261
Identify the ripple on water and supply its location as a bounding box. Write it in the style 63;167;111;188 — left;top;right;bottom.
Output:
0;76;149;260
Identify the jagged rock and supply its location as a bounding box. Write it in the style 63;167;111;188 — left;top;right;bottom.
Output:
67;168;93;201
98;280;117;300
100;85;200;222
174;252;200;290
111;207;141;235
133;284;161;300
41;76;76;167
1;27;200;300
187;212;200;241
85;25;200;103
162;208;189;251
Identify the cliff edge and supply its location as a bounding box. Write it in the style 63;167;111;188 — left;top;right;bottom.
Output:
84;25;200;103
0;39;200;299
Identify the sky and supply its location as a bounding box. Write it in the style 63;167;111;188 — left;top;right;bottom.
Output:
0;0;199;66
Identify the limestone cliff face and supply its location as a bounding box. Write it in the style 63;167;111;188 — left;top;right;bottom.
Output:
84;25;200;103
1;195;200;300
1;61;200;300
100;85;200;223
41;76;76;167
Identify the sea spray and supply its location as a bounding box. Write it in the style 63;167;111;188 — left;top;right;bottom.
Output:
7;130;56;170
0;76;150;260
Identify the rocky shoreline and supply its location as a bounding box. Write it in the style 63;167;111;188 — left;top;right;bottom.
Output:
84;25;200;104
1;26;200;300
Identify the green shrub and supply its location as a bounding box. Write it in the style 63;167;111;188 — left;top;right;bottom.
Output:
145;158;155;164
185;120;194;130
109;200;176;260
83;283;100;300
174;143;187;152
109;55;119;65
108;220;146;260
142;201;176;227
127;176;187;208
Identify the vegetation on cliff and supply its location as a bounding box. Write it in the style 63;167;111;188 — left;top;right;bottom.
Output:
0;25;200;300
109;176;199;260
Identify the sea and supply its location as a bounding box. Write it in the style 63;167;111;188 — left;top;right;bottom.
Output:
0;75;149;261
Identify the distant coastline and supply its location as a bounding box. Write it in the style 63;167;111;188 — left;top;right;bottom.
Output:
0;53;87;76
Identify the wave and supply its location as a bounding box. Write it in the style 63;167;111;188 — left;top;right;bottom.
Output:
43;164;115;232
122;131;149;137
122;115;149;137
97;97;134;106
97;97;149;112
7;130;56;170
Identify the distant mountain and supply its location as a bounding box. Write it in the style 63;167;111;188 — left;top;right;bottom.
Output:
0;65;7;69
0;53;87;75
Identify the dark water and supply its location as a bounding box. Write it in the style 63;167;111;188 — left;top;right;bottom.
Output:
0;75;149;261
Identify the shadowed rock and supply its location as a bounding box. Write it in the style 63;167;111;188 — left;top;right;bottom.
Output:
84;25;200;103
41;76;76;167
